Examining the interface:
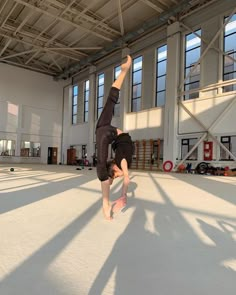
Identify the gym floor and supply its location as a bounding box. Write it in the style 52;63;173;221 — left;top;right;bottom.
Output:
0;164;235;295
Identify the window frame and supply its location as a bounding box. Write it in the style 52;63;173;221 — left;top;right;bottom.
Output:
131;55;143;112
223;13;236;93
97;72;105;119
156;44;167;107
72;85;78;125
184;29;201;100
83;79;89;123
181;138;198;160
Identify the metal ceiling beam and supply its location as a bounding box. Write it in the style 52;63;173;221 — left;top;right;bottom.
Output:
47;0;138;71
13;0;114;42
117;0;125;35
0;38;11;56
55;0;193;80
3;21;87;58
140;0;164;13
0;30;81;61
44;0;120;36
0;0;10;15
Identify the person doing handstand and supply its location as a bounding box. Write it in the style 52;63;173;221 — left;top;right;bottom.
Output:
96;55;133;220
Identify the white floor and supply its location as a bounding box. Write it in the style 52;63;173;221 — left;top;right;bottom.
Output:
0;164;236;295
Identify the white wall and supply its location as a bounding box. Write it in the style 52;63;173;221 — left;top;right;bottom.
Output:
0;63;64;164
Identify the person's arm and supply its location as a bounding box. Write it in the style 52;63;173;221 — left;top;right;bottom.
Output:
120;158;130;196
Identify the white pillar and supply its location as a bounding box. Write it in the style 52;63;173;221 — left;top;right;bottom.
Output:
87;65;96;159
163;22;181;166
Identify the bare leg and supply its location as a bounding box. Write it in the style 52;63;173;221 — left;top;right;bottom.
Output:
101;180;113;220
112;55;132;90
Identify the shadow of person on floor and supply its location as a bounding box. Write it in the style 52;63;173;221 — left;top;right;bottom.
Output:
88;203;160;295
89;189;236;295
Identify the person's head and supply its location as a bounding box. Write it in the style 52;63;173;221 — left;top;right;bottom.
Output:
106;159;123;180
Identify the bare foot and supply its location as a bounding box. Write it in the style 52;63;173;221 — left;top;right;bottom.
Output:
103;204;113;220
112;195;127;213
121;55;132;73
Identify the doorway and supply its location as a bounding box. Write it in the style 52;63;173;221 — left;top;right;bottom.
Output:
47;147;58;164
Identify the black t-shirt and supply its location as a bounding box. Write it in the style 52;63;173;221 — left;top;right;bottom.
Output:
112;133;133;169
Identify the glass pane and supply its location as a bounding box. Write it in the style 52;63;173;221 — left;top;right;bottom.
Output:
98;97;103;108
157;45;167;62
185;47;201;67
185;73;200;84
231;136;236;156
98;73;104;85
223;83;236;93
220;142;230;159
132;84;142;98
98;86;104;97
184;82;200;99
85;80;89;90
224;34;236;52
73;86;78;96
97;108;102;118
157;76;166;91
84;91;89;101
133;56;142;71
72;115;77;124
84;102;89;112
73;95;77;105
225;15;236;36
156;91;165;107
132;98;141;112
181;145;188;159
223;72;236;81
186;30;201;50
185;64;200;81
133;70;142;84
157;60;166;77
115;66;121;79
73;105;77;114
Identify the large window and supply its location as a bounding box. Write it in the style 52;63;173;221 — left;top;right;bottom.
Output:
114;65;121;116
156;45;167;107
220;136;236;160
72;85;78;124
223;14;236;92
84;80;89;122
21;142;41;157
131;56;142;112
184;29;201;100
181;138;198;160
97;73;104;118
0;140;15;156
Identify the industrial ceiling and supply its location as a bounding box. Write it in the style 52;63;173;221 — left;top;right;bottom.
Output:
0;0;216;79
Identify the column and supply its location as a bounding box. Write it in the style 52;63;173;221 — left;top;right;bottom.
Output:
163;22;181;166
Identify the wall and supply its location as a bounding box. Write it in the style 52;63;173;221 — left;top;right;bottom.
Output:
59;1;236;169
0;63;64;164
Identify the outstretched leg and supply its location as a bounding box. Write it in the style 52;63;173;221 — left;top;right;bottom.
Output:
96;55;132;129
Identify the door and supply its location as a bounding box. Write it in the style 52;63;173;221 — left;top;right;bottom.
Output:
48;147;58;164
